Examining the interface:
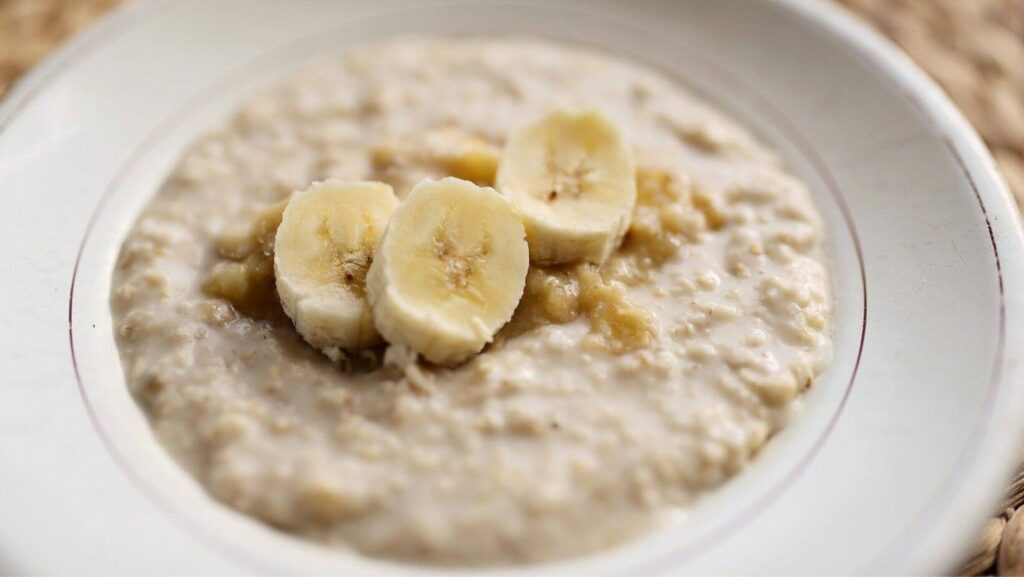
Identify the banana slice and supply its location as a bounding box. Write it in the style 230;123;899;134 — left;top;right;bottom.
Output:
366;177;529;365
274;180;399;355
496;110;636;265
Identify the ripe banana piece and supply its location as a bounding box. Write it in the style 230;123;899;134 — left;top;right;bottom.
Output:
274;179;399;355
496;110;636;265
366;177;529;365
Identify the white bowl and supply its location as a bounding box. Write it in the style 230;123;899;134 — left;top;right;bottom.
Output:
2;0;1022;574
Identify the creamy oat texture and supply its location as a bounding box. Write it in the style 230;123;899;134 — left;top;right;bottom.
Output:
112;39;832;565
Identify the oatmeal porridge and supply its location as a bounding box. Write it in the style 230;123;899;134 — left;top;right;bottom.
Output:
111;39;832;565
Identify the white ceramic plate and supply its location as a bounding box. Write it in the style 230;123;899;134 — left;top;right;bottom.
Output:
2;0;1023;574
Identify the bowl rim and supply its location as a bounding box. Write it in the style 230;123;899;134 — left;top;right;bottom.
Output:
778;0;1024;573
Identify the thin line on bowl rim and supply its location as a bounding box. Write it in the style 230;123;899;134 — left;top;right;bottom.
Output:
800;10;1009;572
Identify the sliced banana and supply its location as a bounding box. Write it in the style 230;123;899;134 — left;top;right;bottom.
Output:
496;110;636;265
274;179;399;355
366;177;529;365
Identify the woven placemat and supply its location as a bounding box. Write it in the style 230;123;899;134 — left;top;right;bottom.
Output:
1;0;1022;574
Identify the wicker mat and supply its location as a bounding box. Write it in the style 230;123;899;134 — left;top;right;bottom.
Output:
2;0;1023;574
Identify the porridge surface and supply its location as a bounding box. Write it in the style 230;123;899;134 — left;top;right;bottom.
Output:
111;39;832;565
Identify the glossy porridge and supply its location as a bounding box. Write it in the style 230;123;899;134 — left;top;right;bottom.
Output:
111;39;832;565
